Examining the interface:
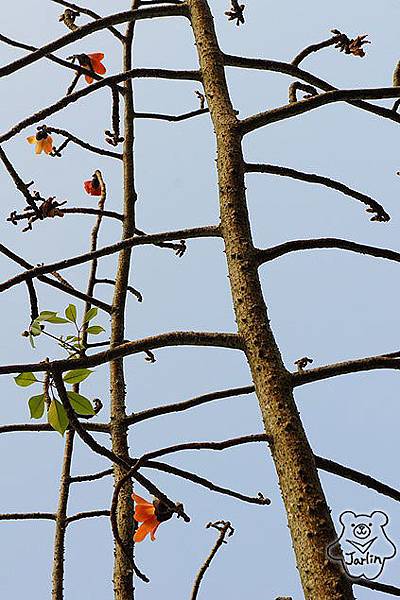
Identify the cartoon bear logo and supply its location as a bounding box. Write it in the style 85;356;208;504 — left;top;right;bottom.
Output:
327;511;396;580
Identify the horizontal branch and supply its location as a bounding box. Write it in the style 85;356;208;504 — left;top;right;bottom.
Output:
47;127;122;159
0;243;113;313
126;384;254;425
0;512;56;521
223;54;400;127
245;163;389;222
140;434;270;463
241;86;400;134
257;238;400;266
9;207;124;222
315;456;400;502
293;350;400;386
145;460;270;506
0;4;188;81
132;108;209;121
0;331;242;376
0;226;220;290
0;68;202;145
69;468;113;483
65;509;110;524
0;422;110;434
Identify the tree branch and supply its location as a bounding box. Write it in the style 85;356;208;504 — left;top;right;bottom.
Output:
223;53;400;127
125;384;255;425
245;163;389;222
257;238;400;266
191;521;234;600
0;226;221;290
65;510;110;525
241;86;400;134
0;512;56;521
47;127;123;159
132;108;209;121
293;350;400;386
51;0;126;42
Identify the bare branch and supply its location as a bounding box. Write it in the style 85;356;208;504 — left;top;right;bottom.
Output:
354;579;400;596
191;520;234;600
257;238;400;266
0;422;110;434
126;384;255;425
315;456;400;502
95;278;142;302
9;207;124;223
223;54;400;126
245;163;389;222
69;468;113;483
65;510;110;525
293;350;400;387
0;512;56;521
132;108;209;121
0;226;221;290
47;127;123;160
145;460;270;505
51;0;126;41
241;86;400;134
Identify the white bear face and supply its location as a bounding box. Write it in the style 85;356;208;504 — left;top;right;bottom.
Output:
327;511;396;580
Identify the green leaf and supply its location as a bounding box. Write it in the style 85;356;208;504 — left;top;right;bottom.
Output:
30;321;42;336
65;304;77;323
45;316;69;324
63;369;92;385
86;325;105;335
28;394;45;419
29;334;35;349
83;307;98;323
36;311;57;322
14;372;38;387
48;399;69;435
67;392;95;416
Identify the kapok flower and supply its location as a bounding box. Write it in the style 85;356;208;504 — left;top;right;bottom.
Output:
26;130;53;155
77;53;106;84
84;173;102;196
132;493;174;542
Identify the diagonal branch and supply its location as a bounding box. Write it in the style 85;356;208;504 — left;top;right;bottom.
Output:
223;54;400;127
0;4;188;81
51;0;126;41
0;226;221;291
241;86;400;134
0;68;202;145
245;163;389;222
47;127;123;159
126;384;255;425
0;243;113;313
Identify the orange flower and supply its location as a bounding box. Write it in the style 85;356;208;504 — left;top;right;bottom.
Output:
132;493;161;542
77;53;106;84
26;130;53;155
84;173;102;196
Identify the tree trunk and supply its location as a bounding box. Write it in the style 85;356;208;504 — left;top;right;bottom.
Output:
187;1;354;598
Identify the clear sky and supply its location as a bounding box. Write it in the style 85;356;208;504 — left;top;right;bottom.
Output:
1;1;400;598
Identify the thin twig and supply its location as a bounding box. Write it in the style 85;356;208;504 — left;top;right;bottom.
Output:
51;0;126;41
191;521;234;600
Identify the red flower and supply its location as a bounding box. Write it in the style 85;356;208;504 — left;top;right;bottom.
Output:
132;493;161;542
84;173;101;196
77;53;106;84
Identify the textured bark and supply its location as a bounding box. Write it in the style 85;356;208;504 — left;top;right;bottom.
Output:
187;1;354;598
109;3;138;599
52;430;75;600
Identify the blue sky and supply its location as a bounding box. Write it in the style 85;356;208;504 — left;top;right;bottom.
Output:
1;1;400;598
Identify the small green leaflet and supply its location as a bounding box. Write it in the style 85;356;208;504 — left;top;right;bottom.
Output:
48;399;69;435
65;304;77;323
86;325;105;335
63;369;93;385
67;392;95;416
28;394;45;419
14;372;38;387
83;307;98;323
